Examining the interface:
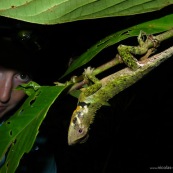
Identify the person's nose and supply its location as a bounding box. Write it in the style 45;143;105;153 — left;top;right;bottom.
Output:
0;78;13;103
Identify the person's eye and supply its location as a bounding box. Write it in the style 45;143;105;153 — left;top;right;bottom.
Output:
16;73;31;83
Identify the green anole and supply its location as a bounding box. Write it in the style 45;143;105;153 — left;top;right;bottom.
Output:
68;30;173;145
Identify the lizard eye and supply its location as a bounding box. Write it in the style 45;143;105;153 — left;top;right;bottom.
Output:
78;128;83;133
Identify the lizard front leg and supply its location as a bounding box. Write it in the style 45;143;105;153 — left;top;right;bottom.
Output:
78;67;102;103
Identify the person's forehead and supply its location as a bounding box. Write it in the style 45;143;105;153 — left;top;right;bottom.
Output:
0;65;21;73
0;38;35;73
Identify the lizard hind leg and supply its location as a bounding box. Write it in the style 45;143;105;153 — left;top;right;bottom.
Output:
139;32;160;61
117;30;159;70
117;44;141;70
138;30;147;46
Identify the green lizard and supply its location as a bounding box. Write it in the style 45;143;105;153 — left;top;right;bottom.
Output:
68;31;173;145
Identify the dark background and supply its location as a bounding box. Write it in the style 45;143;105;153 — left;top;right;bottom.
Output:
1;5;173;173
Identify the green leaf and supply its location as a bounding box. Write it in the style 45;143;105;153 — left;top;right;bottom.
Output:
0;85;68;173
0;0;172;24
60;14;173;79
16;81;41;96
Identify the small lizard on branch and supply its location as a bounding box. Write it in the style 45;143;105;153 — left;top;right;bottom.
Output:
67;30;173;145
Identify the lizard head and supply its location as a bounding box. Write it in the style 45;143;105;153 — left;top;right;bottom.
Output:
68;102;90;145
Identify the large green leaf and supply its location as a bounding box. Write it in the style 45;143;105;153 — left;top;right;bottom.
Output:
0;82;68;173
0;0;172;24
60;14;173;79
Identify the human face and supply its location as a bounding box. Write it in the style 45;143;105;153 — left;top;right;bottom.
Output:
0;66;31;118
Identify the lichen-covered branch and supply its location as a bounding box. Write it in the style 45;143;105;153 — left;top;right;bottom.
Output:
67;29;173;93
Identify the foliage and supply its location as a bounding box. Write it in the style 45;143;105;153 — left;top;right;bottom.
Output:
0;82;69;172
0;0;172;24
